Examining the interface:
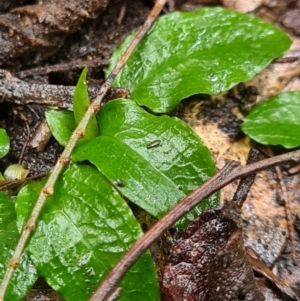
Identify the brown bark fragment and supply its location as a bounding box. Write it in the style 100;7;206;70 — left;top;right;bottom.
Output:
161;202;265;301
0;69;130;110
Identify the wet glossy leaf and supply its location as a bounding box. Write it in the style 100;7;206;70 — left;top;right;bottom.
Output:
73;135;186;219
45;110;76;146
73;99;217;227
0;128;9;159
16;164;159;301
73;66;99;139
108;7;291;112
46;68;99;146
0;192;38;301
242;91;300;148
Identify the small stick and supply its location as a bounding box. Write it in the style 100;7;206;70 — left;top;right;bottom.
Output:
231;148;260;209
0;0;167;299
16;57;109;79
277;168;298;265
246;248;300;300
266;147;298;265
117;1;127;25
89;148;300;301
0;69;129;110
0;172;48;192
28;120;52;153
17;113;31;165
288;163;300;174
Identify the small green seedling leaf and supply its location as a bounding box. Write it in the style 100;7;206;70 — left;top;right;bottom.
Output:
46;68;99;146
108;7;291;112
73;66;99;139
73;99;217;227
45;110;76;146
0;192;38;301
242;91;300;148
16;164;159;301
0;128;9;159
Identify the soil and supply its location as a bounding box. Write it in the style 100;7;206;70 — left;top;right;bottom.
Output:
1;0;300;300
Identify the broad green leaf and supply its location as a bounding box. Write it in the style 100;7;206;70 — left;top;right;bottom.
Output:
98;99;215;195
73;99;217;227
242;91;300;148
0;128;9;159
73;135;186;218
73;66;99;139
108;7;291;112
0;192;38;301
16;164;159;301
45;110;76;146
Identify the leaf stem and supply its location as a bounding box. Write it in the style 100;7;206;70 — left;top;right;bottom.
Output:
0;0;167;299
89;148;300;301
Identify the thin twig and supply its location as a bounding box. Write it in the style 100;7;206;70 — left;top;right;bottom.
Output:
0;69;129;110
28;120;52;153
90;148;300;301
246;248;300;300
232;148;260;209
117;1;127;25
285;191;298;265
16;57;109;79
0;172;47;192
17;113;31;165
266;147;298;265
0;1;167;299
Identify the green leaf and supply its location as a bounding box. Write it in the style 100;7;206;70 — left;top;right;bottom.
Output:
46;68;99;146
73;135;186;218
242;91;300;148
72;99;217;227
45;110;76;146
16;164;159;301
0;128;9;159
108;7;291;112
73;66;99;139
0;192;38;301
